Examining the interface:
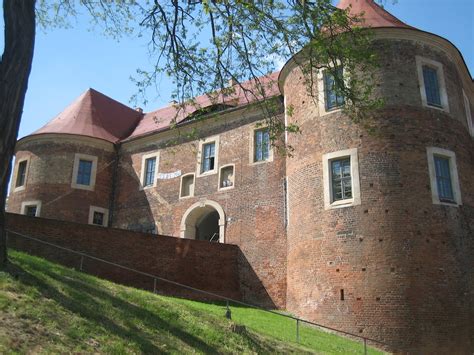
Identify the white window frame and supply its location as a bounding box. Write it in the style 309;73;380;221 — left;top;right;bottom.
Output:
462;89;473;137
21;200;42;217
218;164;235;191
426;147;462;207
249;125;273;165
139;151;160;190
196;135;219;177
179;173;195;199
71;153;98;191
318;65;346;116
13;157;30;193
88;206;109;227
416;56;449;113
323;148;361;210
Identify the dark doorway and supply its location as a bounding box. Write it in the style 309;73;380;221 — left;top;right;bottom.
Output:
196;210;219;242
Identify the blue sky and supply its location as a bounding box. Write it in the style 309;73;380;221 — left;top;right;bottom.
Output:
2;1;473;139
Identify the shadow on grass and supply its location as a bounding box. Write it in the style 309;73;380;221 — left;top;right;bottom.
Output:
9;259;220;354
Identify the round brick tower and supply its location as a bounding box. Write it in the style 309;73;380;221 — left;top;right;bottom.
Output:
281;0;473;353
7;89;142;225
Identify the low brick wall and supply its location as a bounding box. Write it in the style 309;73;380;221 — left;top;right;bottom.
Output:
5;213;241;301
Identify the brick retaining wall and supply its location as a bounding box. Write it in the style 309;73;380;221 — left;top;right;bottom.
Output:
6;213;242;301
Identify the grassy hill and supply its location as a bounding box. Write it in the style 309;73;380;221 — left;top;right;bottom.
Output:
0;250;383;354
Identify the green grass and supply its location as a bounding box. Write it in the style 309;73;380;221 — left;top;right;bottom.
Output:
0;250;384;354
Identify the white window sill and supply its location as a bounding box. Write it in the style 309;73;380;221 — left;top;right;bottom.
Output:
71;183;95;191
250;159;272;166
13;186;26;193
197;170;217;178
423;103;449;113
327;199;357;210
434;200;460;207
218;185;235;192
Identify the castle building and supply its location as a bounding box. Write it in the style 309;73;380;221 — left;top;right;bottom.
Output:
7;0;473;352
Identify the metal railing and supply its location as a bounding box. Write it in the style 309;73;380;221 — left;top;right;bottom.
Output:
208;233;219;242
6;228;390;354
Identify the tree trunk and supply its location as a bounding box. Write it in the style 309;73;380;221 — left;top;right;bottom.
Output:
0;0;36;269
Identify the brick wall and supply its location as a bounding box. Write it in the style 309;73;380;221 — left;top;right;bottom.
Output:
8;137;116;225
6;213;242;301
115;109;287;308
283;38;474;353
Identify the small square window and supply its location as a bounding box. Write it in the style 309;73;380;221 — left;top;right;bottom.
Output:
25;205;37;217
77;159;93;185
92;211;105;226
21;200;41;217
219;165;235;190
254;129;270;162
323;67;345;111
180;174;195;198
201;142;216;173
144;157;156;187
88;206;109;227
422;66;442;107
16;160;28;188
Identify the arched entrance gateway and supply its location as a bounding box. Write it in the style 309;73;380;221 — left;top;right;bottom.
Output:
180;200;225;243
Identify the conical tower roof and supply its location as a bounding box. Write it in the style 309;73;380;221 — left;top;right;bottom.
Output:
336;0;414;29
32;88;143;143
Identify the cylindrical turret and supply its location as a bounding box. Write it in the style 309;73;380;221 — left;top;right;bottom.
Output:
281;4;473;352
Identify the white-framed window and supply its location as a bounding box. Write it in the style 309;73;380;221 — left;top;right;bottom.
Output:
218;164;235;191
71;153;98;191
139;151;159;189
318;66;346;116
179;173;195;198
426;147;462;206
88;206;109;227
462;89;473;137
249;125;273;165
13;157;29;193
322;148;361;210
416;56;449;112
21;200;42;217
196;136;219;177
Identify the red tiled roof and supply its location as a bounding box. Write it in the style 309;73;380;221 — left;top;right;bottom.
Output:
336;0;414;29
127;71;281;140
32;89;143;143
30;2;414;144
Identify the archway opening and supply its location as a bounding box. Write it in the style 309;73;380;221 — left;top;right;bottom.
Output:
196;210;220;241
180;200;225;243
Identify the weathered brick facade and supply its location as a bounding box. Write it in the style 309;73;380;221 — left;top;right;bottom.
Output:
6;3;474;353
6;213;241;301
283;35;474;353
